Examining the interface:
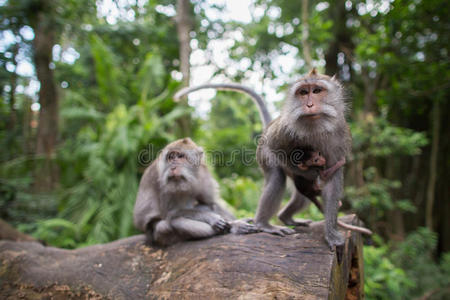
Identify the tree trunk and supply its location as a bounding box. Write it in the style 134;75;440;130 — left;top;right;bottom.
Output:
301;0;313;69
7;43;19;132
33;3;59;191
437;98;450;255
22;97;33;155
0;215;364;299
175;0;192;87
425;101;440;230
324;0;354;78
361;68;379;113
175;0;193;136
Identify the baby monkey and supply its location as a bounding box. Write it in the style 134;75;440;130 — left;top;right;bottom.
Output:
293;147;372;235
296;148;346;191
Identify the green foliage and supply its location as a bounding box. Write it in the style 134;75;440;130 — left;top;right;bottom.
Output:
90;34;127;106
199;92;262;179
364;242;413;299
364;229;450;300
31;218;79;248
290;200;324;223
391;228;450;299
345;115;426;230
346;167;416;225
0;156;57;225
220;175;261;213
350;115;428;159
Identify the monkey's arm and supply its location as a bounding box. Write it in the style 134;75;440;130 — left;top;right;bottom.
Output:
133;180;161;233
133;178;164;245
195;165;219;204
320;157;346;181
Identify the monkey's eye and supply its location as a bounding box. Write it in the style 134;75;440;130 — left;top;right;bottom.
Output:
167;152;180;160
312;88;322;94
296;89;308;96
177;153;185;159
318;152;321;156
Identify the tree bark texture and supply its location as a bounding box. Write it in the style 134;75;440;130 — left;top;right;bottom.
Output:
175;0;192;87
175;0;193;136
33;1;59;191
425;101;440;231
301;0;313;69
324;0;354;78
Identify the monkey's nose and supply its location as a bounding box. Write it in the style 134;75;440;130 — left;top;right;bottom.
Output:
307;103;314;108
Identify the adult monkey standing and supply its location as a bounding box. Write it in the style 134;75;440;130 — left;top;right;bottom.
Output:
175;69;353;251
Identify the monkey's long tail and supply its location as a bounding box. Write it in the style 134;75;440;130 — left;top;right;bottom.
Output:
174;83;272;128
310;198;372;235
338;220;372;235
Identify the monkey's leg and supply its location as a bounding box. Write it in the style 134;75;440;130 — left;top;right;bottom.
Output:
321;168;345;252
153;220;181;246
171;217;218;239
277;190;313;226
254;167;295;236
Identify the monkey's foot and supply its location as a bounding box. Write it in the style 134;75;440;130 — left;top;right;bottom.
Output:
278;216;312;227
325;230;345;251
230;220;260;234
212;218;231;233
256;223;296;236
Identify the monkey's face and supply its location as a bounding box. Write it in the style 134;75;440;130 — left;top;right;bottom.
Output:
283;72;346;132
294;84;327;120
165;150;199;180
307;151;326;168
158;138;204;191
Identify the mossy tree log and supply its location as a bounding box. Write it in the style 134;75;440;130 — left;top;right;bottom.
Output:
0;215;364;299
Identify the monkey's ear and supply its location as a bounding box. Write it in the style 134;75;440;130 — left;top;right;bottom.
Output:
308;68;317;76
331;74;337;81
298;163;308;171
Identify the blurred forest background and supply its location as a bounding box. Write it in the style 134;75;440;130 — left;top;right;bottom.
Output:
0;0;449;298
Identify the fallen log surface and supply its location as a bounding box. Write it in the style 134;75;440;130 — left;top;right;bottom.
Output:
0;215;364;299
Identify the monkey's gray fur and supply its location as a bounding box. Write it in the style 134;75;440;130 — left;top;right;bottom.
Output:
174;70;369;250
134;138;258;246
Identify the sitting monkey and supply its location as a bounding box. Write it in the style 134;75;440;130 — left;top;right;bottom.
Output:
133;138;258;246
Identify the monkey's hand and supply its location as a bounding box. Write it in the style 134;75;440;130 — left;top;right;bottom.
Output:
210;216;231;233
229;220;260;234
255;223;296;236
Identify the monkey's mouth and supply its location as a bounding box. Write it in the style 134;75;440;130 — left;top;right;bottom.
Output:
168;174;187;181
302;113;322;120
